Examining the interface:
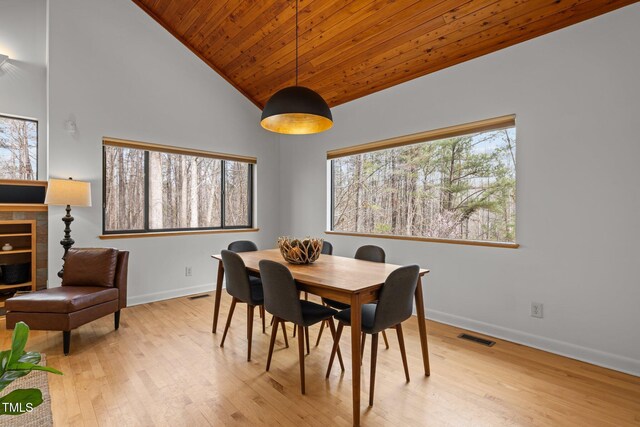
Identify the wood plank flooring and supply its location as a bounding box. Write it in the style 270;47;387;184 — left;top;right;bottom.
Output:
2;293;639;426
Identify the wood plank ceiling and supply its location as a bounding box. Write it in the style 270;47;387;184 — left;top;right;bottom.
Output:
132;0;636;108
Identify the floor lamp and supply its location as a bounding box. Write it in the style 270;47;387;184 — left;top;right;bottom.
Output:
45;178;92;278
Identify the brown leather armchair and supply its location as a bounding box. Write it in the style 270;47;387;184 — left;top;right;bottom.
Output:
5;248;129;355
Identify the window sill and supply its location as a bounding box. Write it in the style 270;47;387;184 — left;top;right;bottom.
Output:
325;231;519;249
99;228;260;240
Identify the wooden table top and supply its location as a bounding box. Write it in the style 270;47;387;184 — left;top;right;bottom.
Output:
212;248;429;294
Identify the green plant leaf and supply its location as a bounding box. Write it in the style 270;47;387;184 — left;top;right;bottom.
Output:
8;323;29;367
0;370;30;393
0;351;10;374
0;388;43;415
17;352;40;365
10;363;62;376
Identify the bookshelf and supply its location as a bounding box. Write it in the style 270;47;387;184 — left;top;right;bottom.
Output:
0;220;37;308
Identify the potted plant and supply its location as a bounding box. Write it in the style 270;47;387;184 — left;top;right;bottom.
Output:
0;322;62;415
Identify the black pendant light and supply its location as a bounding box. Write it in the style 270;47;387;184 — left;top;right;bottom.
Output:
260;0;333;135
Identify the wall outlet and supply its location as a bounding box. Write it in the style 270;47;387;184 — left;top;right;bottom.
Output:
531;302;543;318
185;266;192;277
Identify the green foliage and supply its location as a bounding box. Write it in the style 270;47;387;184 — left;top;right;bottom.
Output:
0;389;43;415
332;128;516;242
0;322;62;416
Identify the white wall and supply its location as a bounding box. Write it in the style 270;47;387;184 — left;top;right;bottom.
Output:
47;0;281;304
279;5;640;375
0;0;47;179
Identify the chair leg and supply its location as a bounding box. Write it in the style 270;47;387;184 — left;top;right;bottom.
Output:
327;318;345;372
297;325;306;394
315;320;326;347
326;322;344;378
247;304;255;361
280;320;289;348
293;325;296;338
266;316;279;371
114;310;121;330
369;333;379;406
382;330;389;349
396;323;410;382
361;332;367;362
63;331;71;356
260;306;266;334
220;297;237;348
305;327;310;355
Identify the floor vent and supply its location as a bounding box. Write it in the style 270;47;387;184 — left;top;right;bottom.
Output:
188;294;211;300
458;333;495;347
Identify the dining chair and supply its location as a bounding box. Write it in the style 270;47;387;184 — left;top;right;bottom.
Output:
227;240;267;326
227;240;258;252
259;260;344;394
321;241;333;255
299;241;332;305
317;244;391;349
355;245;386;263
219;250;268;361
326;264;420;406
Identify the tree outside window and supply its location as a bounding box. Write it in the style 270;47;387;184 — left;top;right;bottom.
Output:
331;126;516;244
0;115;38;180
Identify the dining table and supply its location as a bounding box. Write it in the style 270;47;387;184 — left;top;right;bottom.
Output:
210;248;430;426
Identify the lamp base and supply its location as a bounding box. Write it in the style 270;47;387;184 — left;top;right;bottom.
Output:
58;205;75;279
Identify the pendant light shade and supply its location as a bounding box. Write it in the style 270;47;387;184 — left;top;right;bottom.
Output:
260;86;333;134
260;0;333;135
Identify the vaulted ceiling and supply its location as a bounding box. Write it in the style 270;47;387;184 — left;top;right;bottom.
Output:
132;0;635;108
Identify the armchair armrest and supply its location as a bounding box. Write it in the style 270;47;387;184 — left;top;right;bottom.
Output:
115;251;129;309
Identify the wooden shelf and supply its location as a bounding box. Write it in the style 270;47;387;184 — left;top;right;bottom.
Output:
0;281;32;291
0;220;36;297
0;248;32;255
0;204;47;212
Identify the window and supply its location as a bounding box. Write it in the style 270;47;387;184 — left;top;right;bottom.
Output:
0;115;38;180
329;116;516;246
103;139;254;234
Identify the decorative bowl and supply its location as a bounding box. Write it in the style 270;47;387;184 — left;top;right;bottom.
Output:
277;237;323;265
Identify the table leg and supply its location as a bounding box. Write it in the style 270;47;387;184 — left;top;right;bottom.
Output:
350;293;362;426
212;261;225;333
414;275;430;376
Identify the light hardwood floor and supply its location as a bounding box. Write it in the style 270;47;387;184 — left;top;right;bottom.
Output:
2;294;639;426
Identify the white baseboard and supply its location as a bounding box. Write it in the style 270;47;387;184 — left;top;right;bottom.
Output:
427;309;640;377
127;283;218;306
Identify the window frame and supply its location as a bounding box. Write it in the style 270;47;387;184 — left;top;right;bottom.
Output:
0;114;39;181
327;115;519;249
101;138;254;236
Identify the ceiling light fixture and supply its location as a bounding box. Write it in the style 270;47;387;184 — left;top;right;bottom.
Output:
0;54;8;68
260;0;333;135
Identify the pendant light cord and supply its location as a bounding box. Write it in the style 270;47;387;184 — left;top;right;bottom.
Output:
295;0;298;86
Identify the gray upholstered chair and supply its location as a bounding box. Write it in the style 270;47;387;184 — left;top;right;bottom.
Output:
326;264;420;406
321;241;333;255
227;240;258;252
219;250;266;361
355;245;386;263
227;240;267;323
318;245;391;348
259;260;344;394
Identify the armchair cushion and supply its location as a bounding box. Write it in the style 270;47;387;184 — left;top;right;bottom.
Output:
62;248;118;287
5;286;119;314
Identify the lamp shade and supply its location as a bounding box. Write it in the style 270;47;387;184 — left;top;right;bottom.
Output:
260;86;333;135
45;178;92;207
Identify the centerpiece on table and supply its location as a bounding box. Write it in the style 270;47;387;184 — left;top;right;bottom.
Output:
277;237;323;265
